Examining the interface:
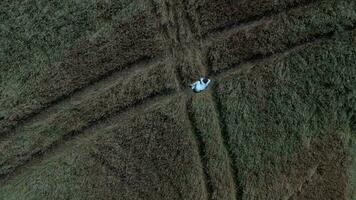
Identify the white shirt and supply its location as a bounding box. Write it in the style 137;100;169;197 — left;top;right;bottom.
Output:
191;78;211;92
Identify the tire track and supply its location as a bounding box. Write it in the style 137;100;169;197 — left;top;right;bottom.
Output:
156;0;212;199
185;94;214;199
0;58;177;181
0;27;348;187
0;58;163;164
204;0;356;76
1;6;354;190
182;1;241;199
207;27;356;200
202;0;320;39
212;26;356;81
0;92;176;186
90;100;188;200
209;88;244;200
0;56;155;137
0;0;320;137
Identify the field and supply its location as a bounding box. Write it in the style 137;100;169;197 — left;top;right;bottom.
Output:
0;0;355;199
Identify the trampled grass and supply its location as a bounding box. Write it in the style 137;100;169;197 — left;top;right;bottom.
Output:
188;92;237;200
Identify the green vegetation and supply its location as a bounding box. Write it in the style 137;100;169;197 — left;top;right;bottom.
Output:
215;31;356;199
0;0;162;134
0;63;177;177
0;136;128;200
207;0;356;73
0;0;355;199
90;95;208;200
0;96;208;200
348;134;356;199
188;92;236;200
0;0;115;107
199;0;312;34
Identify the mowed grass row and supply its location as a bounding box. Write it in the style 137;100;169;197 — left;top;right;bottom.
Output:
0;1;163;134
206;0;356;74
0;95;208;200
188;93;236;200
198;0;314;35
215;30;356;200
0;62;178;178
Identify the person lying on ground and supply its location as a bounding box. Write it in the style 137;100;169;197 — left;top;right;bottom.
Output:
190;77;211;93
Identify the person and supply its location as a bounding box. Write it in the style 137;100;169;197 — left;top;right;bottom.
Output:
190;77;211;93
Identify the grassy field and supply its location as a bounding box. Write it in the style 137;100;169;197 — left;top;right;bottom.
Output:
0;62;177;177
198;0;314;35
188;92;237;200
206;0;356;74
0;0;355;199
0;95;208;200
0;0;162;134
349;133;356;198
215;30;356;199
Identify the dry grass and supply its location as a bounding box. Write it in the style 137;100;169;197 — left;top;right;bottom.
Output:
89;95;208;200
198;0;314;35
347;133;356;199
0;0;163;134
0;62;177;178
188;92;237;200
0;0;355;199
0;95;210;200
0;137;125;200
290;134;350;200
215;31;356;199
207;0;356;74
